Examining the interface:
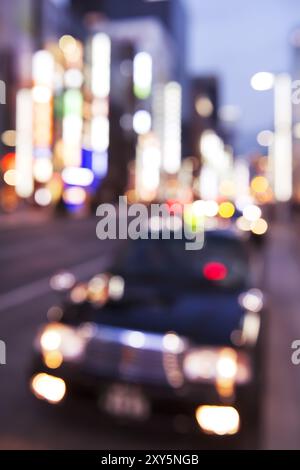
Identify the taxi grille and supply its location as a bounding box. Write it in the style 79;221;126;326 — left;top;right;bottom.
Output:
84;331;169;385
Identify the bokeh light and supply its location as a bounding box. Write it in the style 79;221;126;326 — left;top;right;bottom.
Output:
218;201;235;218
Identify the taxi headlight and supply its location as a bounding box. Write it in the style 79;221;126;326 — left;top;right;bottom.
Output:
195;405;240;435
31;373;66;404
39;323;86;360
183;347;251;384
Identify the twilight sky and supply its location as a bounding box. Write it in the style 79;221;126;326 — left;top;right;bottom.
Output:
184;0;300;152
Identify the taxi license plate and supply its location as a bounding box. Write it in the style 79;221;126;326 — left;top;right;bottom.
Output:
100;383;150;420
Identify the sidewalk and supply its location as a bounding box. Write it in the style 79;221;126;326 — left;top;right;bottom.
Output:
263;220;300;449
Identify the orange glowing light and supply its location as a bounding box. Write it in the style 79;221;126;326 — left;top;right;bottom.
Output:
1;152;15;171
251;176;269;194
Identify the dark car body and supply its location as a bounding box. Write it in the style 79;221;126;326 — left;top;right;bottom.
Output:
30;229;263;440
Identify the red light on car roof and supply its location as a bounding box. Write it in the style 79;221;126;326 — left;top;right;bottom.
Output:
203;262;228;281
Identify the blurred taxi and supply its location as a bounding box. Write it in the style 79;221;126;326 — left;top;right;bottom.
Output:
30;227;264;442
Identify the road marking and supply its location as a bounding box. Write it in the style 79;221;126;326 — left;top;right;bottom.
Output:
0;254;111;313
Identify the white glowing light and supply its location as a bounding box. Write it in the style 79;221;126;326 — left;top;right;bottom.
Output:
133;52;152;99
234;159;250;202
63;116;83;144
32;85;52;103
108;276;125;301
141;167;160;192
40;323;86;361
250;72;274;91
183;350;218;380
33;159;53;183
40;330;62;351
33;50;55;88
192;200;206;216
62;167;94;187
136;139;161;196
163;333;185;354
62;115;82;166
162;82;182;174
141;147;160;188
243;204;262;222
133;110;152;135
3;170;19;186
239;289;264;313
122;331;145;349
34;188;52;206
183;348;250;385
199;165;219;201
15;89;34;198
200;130;224;166
92;33;111;98
257;130;274;147
142;146;161;167
273;74;293;202
204;200;219;217
216;351;238;380
242;312;261;344
91;116;109;152
50;272;76;291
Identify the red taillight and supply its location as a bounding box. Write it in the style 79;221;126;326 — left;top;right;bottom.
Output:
203;262;228;281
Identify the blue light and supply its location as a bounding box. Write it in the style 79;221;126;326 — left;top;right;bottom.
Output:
92;151;108;178
81;148;93;170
